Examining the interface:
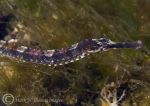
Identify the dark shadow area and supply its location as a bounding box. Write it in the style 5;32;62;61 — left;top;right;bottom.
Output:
0;13;15;40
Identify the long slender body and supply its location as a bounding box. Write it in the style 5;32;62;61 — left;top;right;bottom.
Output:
0;38;142;66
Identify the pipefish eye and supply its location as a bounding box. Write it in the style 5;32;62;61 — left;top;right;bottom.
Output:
99;38;109;42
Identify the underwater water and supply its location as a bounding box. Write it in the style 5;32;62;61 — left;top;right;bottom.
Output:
0;0;150;106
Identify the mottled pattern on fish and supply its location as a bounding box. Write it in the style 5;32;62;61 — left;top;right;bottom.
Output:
0;38;142;67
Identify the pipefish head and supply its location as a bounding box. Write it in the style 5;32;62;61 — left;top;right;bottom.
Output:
96;38;116;51
97;38;143;50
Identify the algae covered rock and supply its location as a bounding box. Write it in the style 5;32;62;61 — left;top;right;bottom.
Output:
0;0;150;106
